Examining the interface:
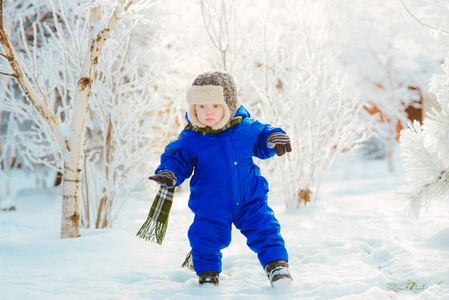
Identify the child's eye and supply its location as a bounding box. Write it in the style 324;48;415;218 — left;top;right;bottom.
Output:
213;104;219;108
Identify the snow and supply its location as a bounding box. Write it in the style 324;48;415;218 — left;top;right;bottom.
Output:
91;21;108;38
1;154;449;299
57;123;72;141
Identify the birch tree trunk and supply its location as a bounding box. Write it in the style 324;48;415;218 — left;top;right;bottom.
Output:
61;2;133;238
60;6;99;239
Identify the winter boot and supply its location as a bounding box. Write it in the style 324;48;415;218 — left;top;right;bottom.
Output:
265;259;292;287
198;271;219;286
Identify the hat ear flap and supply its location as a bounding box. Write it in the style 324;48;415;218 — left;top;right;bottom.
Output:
210;105;230;130
188;105;207;128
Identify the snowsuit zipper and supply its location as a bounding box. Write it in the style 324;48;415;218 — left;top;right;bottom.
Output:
216;134;232;213
227;130;242;210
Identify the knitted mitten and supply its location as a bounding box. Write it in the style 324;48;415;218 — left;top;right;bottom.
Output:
266;132;292;156
149;170;177;188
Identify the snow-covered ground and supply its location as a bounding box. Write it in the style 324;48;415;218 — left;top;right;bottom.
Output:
1;154;449;300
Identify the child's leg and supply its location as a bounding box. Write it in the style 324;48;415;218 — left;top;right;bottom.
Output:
188;215;232;275
233;199;288;269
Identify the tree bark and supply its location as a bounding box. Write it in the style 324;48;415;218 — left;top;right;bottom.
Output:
60;5;101;239
60;76;91;238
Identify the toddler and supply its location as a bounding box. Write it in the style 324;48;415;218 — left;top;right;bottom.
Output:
149;71;292;287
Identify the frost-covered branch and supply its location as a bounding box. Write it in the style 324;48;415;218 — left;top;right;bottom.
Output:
399;0;449;34
399;59;449;215
200;0;267;73
0;1;63;150
257;0;369;206
81;20;165;228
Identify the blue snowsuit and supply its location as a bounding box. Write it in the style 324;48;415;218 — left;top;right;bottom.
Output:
155;106;288;274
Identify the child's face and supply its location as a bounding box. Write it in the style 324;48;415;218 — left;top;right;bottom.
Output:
195;104;225;127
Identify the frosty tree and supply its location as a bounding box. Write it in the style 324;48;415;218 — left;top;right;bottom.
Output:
399;59;449;216
0;0;159;238
332;0;448;171
83;40;165;228
254;0;368;206
199;0;265;73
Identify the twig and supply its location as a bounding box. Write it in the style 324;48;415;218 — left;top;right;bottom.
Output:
0;71;17;77
13;11;49;48
399;0;449;34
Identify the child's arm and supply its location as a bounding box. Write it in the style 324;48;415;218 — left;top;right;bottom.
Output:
254;124;291;159
151;139;195;188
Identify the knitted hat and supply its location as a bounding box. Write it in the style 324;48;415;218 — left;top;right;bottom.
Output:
186;71;239;130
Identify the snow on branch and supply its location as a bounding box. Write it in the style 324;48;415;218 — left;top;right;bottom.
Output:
399;58;449;216
399;0;449;34
253;0;369;206
0;0;63;150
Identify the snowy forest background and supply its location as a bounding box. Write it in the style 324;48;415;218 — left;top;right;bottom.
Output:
1;0;448;228
1;0;449;298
